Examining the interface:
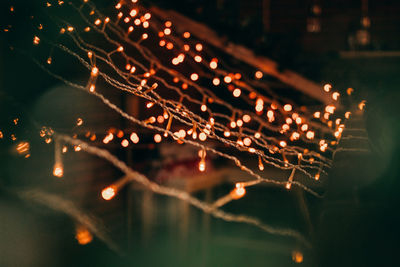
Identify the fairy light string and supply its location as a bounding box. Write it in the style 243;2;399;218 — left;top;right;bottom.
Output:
4;0;367;250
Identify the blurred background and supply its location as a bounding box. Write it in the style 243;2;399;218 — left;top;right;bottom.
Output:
1;0;400;266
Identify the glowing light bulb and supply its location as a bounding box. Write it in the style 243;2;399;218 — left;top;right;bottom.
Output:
282;124;290;131
255;71;263;79
195;43;203;51
121;139;129;147
164;28;171;35
210;60;218;69
233;88;241;97
358;100;366;110
199;159;206;172
231;184;246;200
301;124;308;131
258;156;264;171
306;131;315;139
291;132;300;140
255;98;264;112
283;104;292;112
292;251;303;263
76;118;83;126
102;186;116;200
194;55;202;62
323;83;332;92
53;163;64;178
213;78;220;86
345;88;354;96
242;114;251;123
75;225;93;245
33;36;40;45
130;9;138;17
224;76;232;83
191;73;199;81
144;13;151;20
154;134;162;143
325;105;335;114
199;132;207;141
332;92;340;100
243;137;251;146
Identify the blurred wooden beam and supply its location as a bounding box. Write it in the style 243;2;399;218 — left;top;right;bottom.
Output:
150;6;332;104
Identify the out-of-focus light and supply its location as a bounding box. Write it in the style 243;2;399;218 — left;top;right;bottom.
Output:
102;186;116;200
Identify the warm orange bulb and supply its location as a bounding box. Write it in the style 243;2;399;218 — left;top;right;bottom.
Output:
102;186;116;200
121;139;129;147
231;184;246;199
243;137;251;146
210;61;218;69
195;43;203;51
243;114;251;123
283;104;292;112
130;9;138;17
190;73;199;81
292;251;303;263
224;76;232;83
75;225;93;245
323;83;332;92
306;131;314;139
232;88;241;97
154;134;162;143
212;78;220;86
255;71;263;79
198;159;206;172
164;28;171;35
199;132;207;141
33;36;40;45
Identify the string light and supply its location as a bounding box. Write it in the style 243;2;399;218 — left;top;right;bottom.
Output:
75;225;93;245
13;0;360;248
53;138;63;178
230;183;246;200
